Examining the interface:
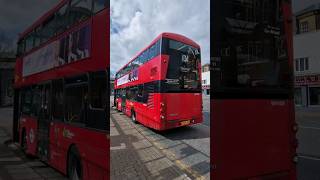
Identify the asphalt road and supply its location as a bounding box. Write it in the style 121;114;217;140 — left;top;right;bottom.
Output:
110;95;210;155
296;107;320;180
110;95;210;179
202;95;210;127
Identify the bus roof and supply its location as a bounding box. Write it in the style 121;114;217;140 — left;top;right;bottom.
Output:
18;0;67;40
115;32;200;75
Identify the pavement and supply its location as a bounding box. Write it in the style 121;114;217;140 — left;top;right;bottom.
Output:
110;95;210;180
296;107;320;180
0;108;67;180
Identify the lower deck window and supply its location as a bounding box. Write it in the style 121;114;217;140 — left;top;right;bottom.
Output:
66;84;88;124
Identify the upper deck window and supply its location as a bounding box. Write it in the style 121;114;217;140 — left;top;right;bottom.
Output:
56;3;69;35
25;34;34;52
93;0;107;13
18;0;99;57
116;39;161;79
70;0;92;26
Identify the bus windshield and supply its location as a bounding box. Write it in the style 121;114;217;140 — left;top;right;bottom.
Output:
211;0;292;98
162;38;201;92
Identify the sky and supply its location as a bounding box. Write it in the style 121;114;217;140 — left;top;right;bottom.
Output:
0;0;318;60
110;0;210;76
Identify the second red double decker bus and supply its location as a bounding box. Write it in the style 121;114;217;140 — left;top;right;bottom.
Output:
211;0;297;179
114;33;203;130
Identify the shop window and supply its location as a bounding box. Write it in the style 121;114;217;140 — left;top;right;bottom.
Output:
294;88;302;105
310;87;320;105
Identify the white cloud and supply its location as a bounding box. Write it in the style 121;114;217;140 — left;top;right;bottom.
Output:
110;0;210;75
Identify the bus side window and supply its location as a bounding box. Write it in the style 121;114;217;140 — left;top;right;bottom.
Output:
65;75;88;125
90;71;107;109
130;86;138;101
31;86;41;117
21;88;32;115
137;85;144;102
52;80;64;121
142;85;149;104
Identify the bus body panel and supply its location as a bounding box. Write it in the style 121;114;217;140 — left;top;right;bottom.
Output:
211;99;296;179
48;122;108;179
164;93;202;124
121;92;202;130
92;9;108;69
19;116;38;156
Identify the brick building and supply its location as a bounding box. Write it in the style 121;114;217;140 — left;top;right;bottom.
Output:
294;4;320;106
0;56;15;107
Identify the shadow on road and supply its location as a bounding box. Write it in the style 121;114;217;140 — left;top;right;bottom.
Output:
154;125;210;141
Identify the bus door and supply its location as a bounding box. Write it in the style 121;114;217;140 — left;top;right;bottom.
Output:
37;83;51;161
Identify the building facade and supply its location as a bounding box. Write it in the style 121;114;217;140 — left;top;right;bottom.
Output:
294;5;320;106
201;64;210;95
0;57;15;107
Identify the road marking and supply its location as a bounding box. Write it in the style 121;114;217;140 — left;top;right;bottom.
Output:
110;143;126;150
299;155;320;161
300;126;320;130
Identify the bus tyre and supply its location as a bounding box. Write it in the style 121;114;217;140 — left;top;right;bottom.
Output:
131;110;137;123
21;129;27;153
68;147;82;180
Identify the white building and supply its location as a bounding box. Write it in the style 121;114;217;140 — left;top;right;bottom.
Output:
201;64;210;95
294;5;320;106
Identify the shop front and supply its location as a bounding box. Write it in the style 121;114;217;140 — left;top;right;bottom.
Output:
295;74;320;106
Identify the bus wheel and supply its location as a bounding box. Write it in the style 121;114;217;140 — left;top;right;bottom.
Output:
131;110;137;123
21;129;27;153
68;147;82;180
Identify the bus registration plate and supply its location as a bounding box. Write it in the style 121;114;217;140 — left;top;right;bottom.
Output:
180;120;190;126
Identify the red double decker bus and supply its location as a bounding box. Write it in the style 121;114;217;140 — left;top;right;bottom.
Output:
12;0;109;179
114;33;202;130
211;0;297;179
